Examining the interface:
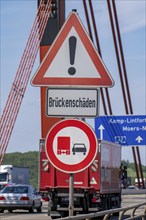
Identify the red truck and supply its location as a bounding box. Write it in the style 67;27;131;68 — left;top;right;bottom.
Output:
39;139;121;217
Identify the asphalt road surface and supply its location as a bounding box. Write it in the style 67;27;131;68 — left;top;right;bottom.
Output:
0;193;146;220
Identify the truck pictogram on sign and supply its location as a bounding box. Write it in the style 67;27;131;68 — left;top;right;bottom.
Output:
57;136;70;155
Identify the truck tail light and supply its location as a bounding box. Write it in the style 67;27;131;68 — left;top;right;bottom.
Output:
20;196;29;201
91;194;100;203
0;196;6;200
42;197;49;201
91;198;97;203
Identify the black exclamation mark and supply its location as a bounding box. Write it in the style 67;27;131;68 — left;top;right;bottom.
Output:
68;36;77;75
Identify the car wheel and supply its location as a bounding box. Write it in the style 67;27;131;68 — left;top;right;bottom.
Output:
0;209;4;213
29;203;35;213
8;209;13;213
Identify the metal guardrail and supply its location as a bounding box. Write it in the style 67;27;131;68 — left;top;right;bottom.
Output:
122;189;146;195
56;202;146;220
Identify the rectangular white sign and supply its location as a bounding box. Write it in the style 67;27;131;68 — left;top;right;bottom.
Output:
46;88;99;118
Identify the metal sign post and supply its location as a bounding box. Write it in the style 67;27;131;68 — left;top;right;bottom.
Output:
69;173;74;216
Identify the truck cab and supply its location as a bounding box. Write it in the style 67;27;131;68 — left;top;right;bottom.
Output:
0;165;12;190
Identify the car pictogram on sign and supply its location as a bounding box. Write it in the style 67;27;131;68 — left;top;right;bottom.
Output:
72;144;87;155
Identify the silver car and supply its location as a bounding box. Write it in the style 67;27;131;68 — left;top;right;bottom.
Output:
0;184;42;213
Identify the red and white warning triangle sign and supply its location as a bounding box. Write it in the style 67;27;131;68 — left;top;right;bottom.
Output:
31;12;114;87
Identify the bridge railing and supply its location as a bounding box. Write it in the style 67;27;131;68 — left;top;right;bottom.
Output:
56;202;146;220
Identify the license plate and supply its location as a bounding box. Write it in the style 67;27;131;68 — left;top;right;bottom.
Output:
8;196;18;200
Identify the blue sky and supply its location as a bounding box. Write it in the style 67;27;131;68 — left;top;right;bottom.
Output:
0;0;146;165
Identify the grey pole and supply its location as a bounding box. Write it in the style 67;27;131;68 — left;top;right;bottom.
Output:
69;173;74;216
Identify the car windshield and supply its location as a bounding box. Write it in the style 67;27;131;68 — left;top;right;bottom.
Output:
0;173;7;182
2;186;28;194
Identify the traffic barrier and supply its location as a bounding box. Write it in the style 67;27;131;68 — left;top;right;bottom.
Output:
56;202;146;220
122;189;146;195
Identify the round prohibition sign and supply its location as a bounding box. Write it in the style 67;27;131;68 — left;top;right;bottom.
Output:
45;119;98;173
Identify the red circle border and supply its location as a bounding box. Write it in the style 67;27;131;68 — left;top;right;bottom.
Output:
45;119;98;173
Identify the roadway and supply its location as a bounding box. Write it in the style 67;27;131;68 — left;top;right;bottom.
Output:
0;193;146;220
